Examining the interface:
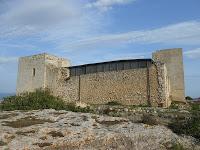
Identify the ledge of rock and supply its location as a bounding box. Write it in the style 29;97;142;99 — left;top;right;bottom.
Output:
0;109;199;150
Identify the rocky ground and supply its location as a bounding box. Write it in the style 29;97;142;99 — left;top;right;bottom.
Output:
0;109;200;150
92;105;193;126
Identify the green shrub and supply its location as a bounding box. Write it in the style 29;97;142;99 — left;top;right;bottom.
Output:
137;104;149;107
171;142;184;150
191;103;200;111
169;102;179;109
106;101;121;106
168;111;200;140
129;103;149;109
185;96;193;100
0;140;7;146
0;89;66;111
0;89;92;113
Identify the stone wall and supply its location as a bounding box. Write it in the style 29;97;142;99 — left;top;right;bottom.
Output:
16;48;185;107
56;64;160;106
44;54;70;95
149;64;160;106
154;62;171;107
53;68;79;103
80;68;148;105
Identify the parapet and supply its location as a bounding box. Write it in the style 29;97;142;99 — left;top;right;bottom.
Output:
44;53;70;68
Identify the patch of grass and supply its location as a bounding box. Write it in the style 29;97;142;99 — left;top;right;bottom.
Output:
105;101;121;106
5;135;15;142
48;131;64;137
171;142;184;150
128;104;149;109
137;104;149;107
2;116;54;128
169;102;179;109
51;112;67;116
0;113;18;119
0;141;7;146
163;140;186;150
82;115;88;121
16;130;36;136
91;115;98;119
33;142;52;148
191;103;200;111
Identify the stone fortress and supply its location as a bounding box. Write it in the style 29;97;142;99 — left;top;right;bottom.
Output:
16;48;185;107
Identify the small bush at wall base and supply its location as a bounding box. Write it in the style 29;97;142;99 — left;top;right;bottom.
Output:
105;101;121;106
0;89;66;111
169;102;180;109
65;102;93;113
137;104;149;107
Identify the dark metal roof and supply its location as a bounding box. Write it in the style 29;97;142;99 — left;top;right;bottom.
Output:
68;59;153;76
69;59;152;68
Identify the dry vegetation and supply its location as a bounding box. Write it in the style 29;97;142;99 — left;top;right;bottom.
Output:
0;91;200;142
2;116;54;128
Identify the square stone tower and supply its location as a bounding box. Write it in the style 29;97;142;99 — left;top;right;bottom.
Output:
16;53;70;95
152;48;185;102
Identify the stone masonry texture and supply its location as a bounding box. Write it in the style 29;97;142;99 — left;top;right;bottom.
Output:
16;48;186;107
152;48;185;102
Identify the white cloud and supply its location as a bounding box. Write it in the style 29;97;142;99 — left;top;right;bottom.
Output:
61;21;200;50
86;0;136;11
1;0;200;56
0;43;37;50
0;57;18;64
102;52;149;61
184;48;200;59
0;0;103;41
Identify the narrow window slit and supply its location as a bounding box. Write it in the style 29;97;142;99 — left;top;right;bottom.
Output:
33;68;36;77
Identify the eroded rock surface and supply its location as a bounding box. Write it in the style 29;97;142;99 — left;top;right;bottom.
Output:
0;109;199;150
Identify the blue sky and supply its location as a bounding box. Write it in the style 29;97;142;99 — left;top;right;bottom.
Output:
0;0;200;98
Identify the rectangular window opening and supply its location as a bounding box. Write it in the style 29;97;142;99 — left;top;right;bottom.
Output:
33;68;36;77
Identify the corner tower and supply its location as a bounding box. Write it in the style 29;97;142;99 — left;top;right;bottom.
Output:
16;53;70;95
152;48;185;102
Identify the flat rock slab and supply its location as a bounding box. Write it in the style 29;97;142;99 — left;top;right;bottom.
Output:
0;109;199;150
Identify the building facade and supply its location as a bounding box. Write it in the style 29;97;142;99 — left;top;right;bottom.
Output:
16;48;185;107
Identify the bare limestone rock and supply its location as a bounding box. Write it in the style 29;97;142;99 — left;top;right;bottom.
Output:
0;109;199;150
